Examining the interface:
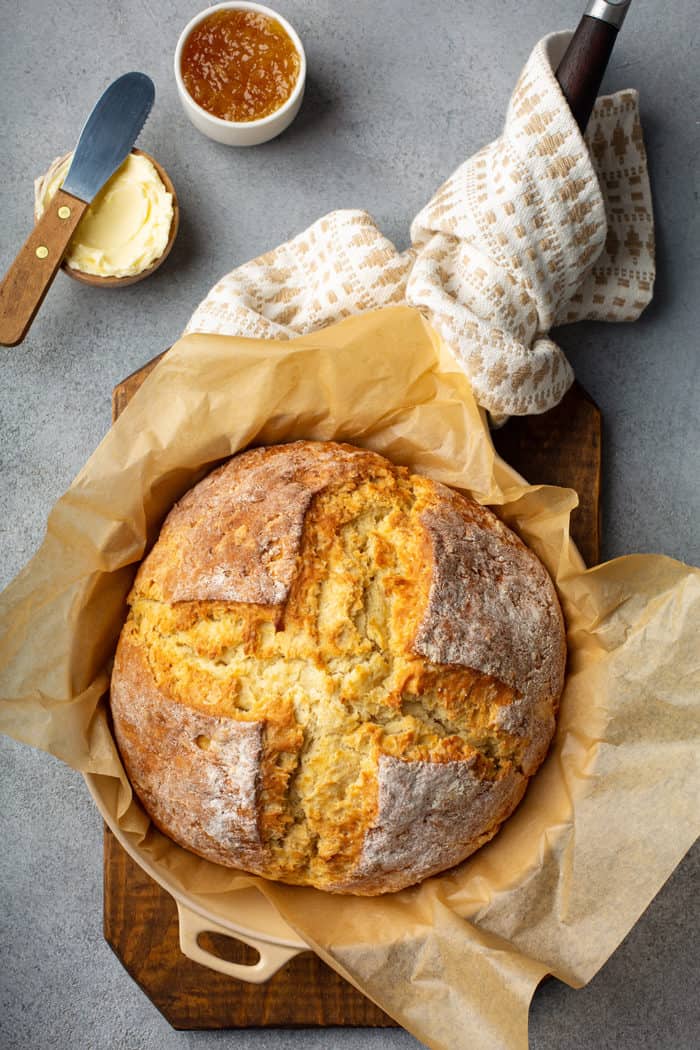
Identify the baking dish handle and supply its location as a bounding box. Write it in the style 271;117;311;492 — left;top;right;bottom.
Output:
176;901;303;983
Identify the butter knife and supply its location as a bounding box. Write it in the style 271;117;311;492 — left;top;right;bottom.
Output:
0;72;154;347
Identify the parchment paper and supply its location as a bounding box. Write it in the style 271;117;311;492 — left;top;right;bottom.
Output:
1;307;698;1050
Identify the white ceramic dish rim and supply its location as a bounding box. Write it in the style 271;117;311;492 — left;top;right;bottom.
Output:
173;1;307;131
84;770;306;950
84;455;585;981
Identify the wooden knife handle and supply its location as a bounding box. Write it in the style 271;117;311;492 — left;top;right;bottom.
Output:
555;14;619;132
0;188;88;347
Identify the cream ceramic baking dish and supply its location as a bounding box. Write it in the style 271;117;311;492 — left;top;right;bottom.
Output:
84;770;308;981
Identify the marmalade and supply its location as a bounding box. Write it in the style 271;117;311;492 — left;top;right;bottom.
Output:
181;10;300;123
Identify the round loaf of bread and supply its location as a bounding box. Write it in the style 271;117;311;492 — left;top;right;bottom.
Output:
111;441;566;894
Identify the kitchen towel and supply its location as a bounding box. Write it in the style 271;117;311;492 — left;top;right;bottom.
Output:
184;32;655;417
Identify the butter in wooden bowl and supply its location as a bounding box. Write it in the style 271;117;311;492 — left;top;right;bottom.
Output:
175;3;306;146
34;149;178;286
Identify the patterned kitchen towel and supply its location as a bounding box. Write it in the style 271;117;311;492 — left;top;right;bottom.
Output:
185;32;655;417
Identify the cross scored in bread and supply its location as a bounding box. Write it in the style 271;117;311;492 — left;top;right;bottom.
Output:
111;442;565;894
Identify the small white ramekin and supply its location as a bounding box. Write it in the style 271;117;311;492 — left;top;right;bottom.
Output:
174;2;306;147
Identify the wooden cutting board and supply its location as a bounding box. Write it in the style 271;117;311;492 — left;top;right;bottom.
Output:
105;358;601;1029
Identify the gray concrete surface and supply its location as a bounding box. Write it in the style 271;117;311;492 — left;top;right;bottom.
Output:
1;1;698;1048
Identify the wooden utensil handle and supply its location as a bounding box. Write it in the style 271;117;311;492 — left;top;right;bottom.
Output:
0;188;88;347
555;14;618;132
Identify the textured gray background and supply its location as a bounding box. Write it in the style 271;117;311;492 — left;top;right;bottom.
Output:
1;1;698;1048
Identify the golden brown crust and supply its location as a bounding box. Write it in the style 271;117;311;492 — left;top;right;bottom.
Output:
134;442;386;606
415;485;566;776
111;634;265;870
111;440;566;894
326;755;528;894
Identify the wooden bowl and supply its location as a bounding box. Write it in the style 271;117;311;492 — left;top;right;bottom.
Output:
38;149;179;288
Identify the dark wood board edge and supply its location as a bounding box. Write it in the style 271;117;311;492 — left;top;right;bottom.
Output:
103;827;395;1028
111;350;166;422
492;381;602;567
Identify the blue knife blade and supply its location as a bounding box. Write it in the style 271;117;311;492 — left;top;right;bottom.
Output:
62;72;155;203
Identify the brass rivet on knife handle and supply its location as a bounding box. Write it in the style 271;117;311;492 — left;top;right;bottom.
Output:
0;188;88;347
